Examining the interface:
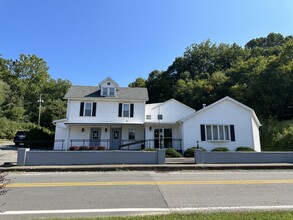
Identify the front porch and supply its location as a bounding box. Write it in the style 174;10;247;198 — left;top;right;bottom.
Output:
68;138;183;152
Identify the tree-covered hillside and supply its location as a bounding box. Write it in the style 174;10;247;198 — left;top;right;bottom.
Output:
130;33;293;120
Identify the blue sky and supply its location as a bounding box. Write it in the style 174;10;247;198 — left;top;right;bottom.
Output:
1;0;292;87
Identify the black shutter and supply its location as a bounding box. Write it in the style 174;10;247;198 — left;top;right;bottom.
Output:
230;125;235;142
130;104;134;117
118;103;122;117
79;102;84;116
92;102;97;116
200;124;206;141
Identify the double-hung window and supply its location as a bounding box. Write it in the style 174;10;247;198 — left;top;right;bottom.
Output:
118;103;134;118
79;102;97;117
123;103;130;117
84;103;92;116
201;124;235;141
102;88;108;96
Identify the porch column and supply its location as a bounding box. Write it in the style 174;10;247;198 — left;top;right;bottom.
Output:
66;125;71;151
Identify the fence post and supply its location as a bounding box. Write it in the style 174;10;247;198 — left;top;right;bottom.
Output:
157;149;165;164
194;149;204;164
17;148;30;166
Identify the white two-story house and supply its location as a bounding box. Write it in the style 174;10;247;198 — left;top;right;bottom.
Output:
54;77;261;152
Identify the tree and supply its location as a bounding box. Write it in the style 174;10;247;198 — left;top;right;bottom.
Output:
128;77;146;87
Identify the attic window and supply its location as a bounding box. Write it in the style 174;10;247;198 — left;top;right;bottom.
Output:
158;114;163;120
107;82;111;85
146;115;151;120
109;88;115;96
102;87;115;96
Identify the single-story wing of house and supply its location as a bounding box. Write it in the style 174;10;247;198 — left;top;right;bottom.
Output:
53;77;261;152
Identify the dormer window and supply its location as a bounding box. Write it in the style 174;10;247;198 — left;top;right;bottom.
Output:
109;88;115;96
102;88;108;96
101;87;115;96
98;77;119;97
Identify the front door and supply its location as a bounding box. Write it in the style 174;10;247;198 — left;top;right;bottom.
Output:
91;129;100;146
111;128;121;150
154;128;172;148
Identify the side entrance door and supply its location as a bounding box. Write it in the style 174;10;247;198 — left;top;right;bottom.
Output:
111;128;121;150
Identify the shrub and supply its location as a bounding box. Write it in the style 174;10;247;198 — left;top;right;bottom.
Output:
24;127;54;149
89;146;98;150
236;146;255;151
184;147;206;157
79;146;88;151
97;146;106;150
165;148;183;158
212;147;229;152
141;148;157;152
69;146;79;151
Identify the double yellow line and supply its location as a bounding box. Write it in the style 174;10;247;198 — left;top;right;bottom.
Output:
5;179;293;188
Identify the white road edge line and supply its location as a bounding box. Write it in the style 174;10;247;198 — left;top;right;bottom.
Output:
1;205;293;215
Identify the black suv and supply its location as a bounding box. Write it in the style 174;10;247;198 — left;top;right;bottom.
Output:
13;131;28;146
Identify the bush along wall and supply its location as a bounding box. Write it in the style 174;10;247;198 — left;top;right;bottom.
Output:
184;147;206;157
24;127;54;149
211;147;229;152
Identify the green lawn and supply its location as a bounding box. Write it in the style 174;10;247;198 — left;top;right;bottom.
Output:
41;211;293;220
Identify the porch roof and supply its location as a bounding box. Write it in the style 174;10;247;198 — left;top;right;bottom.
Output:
64;122;144;126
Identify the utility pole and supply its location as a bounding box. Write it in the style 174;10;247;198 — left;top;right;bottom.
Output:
38;94;44;126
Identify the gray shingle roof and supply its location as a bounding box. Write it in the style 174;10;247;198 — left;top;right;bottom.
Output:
64;86;149;101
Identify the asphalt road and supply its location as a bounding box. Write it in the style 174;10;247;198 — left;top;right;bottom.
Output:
1;171;293;219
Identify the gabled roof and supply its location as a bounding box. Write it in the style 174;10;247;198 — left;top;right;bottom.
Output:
64;85;148;101
150;98;195;111
179;96;261;126
98;77;119;87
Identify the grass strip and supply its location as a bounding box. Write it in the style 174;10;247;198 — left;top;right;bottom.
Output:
39;211;293;220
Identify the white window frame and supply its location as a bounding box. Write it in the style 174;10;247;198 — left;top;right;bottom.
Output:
102;87;108;96
84;102;92;117
205;125;230;141
109;87;115;96
101;87;115;96
122;103;130;117
146;115;151;120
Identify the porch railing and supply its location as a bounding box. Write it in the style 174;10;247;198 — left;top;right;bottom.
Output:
70;139;110;149
69;138;182;152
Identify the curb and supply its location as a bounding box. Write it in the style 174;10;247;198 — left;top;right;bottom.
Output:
1;164;293;172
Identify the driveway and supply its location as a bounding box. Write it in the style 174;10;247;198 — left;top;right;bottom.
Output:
0;141;17;166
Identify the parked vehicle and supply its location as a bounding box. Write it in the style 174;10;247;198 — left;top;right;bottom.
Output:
13;131;28;146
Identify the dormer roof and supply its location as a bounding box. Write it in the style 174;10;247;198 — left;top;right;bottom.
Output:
98;77;119;88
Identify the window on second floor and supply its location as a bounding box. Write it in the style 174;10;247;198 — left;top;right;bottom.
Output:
118;103;134;118
79;102;96;117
